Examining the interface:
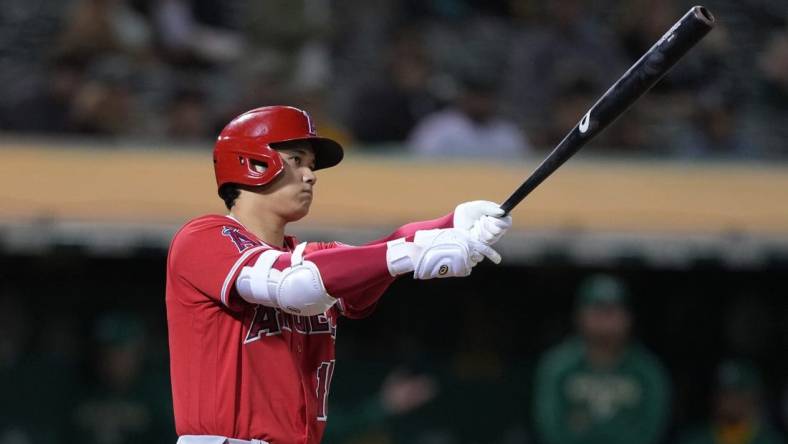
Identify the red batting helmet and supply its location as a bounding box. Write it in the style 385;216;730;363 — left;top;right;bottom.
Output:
213;106;344;190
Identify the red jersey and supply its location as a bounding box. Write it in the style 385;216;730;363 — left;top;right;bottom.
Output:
166;213;453;443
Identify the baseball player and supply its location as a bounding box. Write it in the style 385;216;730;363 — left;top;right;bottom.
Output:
165;105;512;444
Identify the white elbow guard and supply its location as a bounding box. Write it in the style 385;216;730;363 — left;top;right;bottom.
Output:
236;243;337;316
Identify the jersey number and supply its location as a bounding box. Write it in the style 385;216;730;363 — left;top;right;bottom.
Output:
316;360;336;421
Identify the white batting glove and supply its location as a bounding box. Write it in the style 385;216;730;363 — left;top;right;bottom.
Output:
412;229;500;279
454;200;513;245
385;228;502;278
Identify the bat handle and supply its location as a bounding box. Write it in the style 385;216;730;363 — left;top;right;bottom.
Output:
500;189;524;215
498;140;569;216
500;182;532;216
500;201;515;217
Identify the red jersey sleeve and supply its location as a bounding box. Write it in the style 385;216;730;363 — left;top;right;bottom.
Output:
365;212;454;245
168;216;269;311
271;241;396;319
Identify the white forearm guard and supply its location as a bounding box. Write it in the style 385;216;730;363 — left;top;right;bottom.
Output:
236;243;337;316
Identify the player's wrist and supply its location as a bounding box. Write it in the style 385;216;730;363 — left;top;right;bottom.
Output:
385;237;421;276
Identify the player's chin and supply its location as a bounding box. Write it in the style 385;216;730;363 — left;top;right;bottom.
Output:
286;201;311;222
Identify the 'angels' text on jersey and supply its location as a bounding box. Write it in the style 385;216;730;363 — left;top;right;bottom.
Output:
245;305;338;344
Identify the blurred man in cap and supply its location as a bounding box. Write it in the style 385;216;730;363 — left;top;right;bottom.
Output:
533;274;670;444
679;360;785;444
72;312;174;444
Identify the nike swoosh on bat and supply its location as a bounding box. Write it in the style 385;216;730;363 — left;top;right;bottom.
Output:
579;112;591;134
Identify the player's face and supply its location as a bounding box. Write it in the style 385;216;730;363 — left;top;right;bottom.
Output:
577;304;631;347
258;142;317;222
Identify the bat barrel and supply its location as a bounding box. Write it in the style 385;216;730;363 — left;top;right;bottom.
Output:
500;6;715;215
693;6;715;26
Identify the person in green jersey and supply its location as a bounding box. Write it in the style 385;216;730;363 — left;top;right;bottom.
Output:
533;274;670;444
678;360;785;444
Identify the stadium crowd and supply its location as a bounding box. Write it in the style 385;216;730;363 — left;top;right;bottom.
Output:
0;0;786;158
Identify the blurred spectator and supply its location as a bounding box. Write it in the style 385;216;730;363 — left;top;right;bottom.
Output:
404;302;526;444
722;293;782;359
677;360;786;444
324;368;438;443
616;0;678;62
3;55;87;134
415;7;513;95
166;87;211;141
292;87;354;149
0;294;37;442
70;56;136;136
241;0;331;49
744;30;788;157
57;0;153;61
532;274;670;444
347;31;443;145
408;75;532;158
71;312;173;444
782;384;788;438
239;0;333;105
671;91;748;158
0;293;78;443
151;0;244;65
226;48;294;117
502;0;627;146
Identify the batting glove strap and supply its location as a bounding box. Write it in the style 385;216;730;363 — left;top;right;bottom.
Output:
385;237;421;276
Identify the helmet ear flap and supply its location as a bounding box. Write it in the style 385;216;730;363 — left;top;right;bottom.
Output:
248;158;269;174
241;151;283;185
213;143;285;189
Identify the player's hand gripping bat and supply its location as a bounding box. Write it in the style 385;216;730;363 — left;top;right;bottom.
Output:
499;6;716;215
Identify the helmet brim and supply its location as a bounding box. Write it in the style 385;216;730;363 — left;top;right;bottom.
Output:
271;137;344;171
309;137;344;171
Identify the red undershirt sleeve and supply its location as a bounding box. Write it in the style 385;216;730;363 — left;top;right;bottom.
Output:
364;212;454;245
271;242;396;318
254;212;455;318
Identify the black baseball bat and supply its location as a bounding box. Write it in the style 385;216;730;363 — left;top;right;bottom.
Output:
500;5;715;215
